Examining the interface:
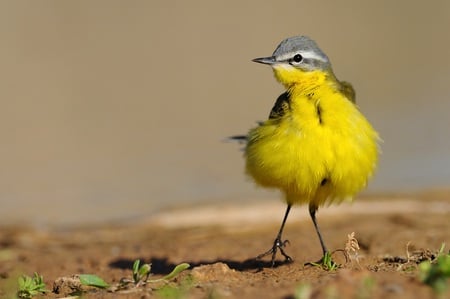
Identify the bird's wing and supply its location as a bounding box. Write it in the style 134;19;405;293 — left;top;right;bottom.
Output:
228;92;291;143
268;92;291;119
338;80;356;103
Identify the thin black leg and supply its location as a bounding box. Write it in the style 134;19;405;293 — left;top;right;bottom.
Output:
309;204;328;256
256;204;293;266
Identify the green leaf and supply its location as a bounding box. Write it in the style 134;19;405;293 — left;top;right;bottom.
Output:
418;244;450;294
310;252;338;271
161;263;190;281
133;259;140;274
138;263;152;277
17;273;48;299
79;274;109;288
132;259;141;282
131;259;152;284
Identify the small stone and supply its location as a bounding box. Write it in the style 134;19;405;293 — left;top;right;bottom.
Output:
53;274;90;295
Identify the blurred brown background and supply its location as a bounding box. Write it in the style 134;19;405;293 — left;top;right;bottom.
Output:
1;1;449;226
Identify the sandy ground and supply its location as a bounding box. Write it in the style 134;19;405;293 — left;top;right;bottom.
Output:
0;191;449;298
2;3;450;298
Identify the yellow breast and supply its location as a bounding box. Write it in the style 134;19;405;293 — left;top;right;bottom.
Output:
245;70;379;206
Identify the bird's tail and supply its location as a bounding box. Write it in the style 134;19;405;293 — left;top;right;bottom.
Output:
227;121;264;144
226;135;247;151
227;135;248;144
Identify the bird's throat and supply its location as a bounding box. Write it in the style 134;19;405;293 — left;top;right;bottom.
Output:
273;67;330;94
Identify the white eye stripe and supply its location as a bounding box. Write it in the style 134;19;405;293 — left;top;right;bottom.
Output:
276;50;328;63
299;50;328;62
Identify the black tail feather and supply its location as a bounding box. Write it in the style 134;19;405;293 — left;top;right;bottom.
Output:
226;135;248;144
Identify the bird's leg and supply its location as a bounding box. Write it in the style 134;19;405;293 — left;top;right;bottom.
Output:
309;204;328;255
308;204;338;270
256;204;293;266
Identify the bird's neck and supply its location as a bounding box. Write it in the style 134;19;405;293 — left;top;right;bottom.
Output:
274;68;338;96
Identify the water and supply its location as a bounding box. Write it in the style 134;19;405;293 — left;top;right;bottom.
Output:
1;1;449;225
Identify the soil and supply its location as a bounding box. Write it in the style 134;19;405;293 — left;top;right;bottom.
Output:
0;192;449;299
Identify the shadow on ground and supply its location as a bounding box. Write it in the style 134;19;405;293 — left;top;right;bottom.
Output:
108;256;291;274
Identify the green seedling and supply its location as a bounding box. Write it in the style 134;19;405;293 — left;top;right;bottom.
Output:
133;259;152;285
149;262;190;282
119;260;190;289
311;251;339;271
17;272;48;299
79;274;109;288
418;243;450;294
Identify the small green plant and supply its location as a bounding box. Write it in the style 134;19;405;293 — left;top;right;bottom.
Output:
132;259;152;285
118;259;190;290
311;251;338;271
153;263;190;282
418;243;450;294
79;274;109;288
17;273;48;299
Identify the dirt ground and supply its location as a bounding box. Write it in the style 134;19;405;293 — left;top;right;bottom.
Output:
1;192;449;299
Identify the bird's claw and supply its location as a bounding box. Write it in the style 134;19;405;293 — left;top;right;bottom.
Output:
256;237;293;266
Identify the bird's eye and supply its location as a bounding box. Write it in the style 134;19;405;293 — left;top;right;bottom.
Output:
293;54;303;63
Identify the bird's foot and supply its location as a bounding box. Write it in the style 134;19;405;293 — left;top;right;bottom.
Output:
305;251;339;271
256;237;293;267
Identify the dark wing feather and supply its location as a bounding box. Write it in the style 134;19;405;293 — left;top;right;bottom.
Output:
269;92;291;119
228;92;291;143
339;80;356;103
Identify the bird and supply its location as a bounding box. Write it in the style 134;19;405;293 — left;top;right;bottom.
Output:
231;36;379;267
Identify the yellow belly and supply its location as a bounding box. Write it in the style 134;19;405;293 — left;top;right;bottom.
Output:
245;90;379;206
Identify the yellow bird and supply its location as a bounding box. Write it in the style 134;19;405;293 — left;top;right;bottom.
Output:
232;36;379;266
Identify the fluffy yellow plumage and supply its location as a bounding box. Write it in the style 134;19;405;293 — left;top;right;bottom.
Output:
235;36;379;266
246;67;378;206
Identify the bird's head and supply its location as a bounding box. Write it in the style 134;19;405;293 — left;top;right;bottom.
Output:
253;36;334;90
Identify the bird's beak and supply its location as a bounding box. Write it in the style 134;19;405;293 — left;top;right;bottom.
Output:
252;56;276;65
